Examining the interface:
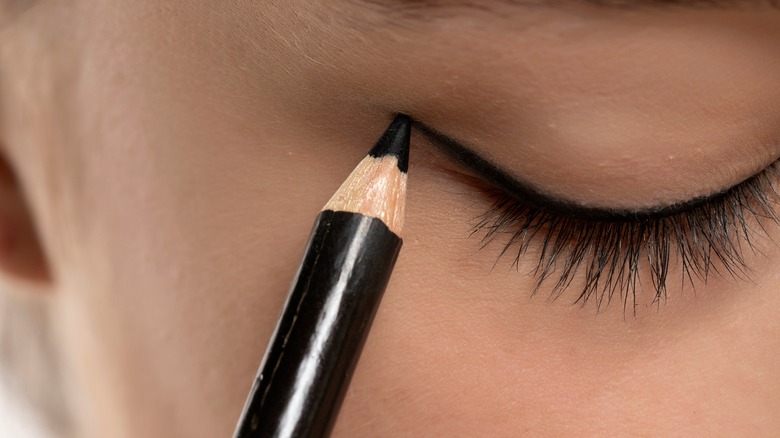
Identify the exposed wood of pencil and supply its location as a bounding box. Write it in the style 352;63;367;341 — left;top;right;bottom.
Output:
323;155;407;236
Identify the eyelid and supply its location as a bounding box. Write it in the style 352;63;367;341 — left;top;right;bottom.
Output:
415;122;779;221
417;120;780;312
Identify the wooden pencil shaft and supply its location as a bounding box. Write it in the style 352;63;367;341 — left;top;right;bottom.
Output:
234;210;402;438
323;155;407;235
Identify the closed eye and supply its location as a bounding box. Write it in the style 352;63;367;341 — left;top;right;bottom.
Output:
415;120;780;315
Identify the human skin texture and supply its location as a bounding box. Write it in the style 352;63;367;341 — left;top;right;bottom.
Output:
1;0;780;436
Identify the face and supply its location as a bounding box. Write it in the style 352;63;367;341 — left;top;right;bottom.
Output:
2;0;780;436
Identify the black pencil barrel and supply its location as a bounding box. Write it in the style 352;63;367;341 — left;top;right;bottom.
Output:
234;210;402;438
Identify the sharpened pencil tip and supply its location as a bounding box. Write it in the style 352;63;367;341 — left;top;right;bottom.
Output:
368;114;411;173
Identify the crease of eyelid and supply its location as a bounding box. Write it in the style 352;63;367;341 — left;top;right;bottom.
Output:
415;122;780;222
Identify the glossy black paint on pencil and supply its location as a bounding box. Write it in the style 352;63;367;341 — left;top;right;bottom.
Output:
234;211;401;438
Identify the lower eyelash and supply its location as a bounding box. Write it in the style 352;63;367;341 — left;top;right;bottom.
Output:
471;162;780;315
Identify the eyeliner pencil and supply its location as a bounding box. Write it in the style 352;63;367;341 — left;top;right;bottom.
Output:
233;115;412;438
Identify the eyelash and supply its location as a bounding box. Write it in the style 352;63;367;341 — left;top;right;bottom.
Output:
472;162;780;314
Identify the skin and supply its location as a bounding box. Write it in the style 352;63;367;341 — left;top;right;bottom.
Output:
1;0;779;436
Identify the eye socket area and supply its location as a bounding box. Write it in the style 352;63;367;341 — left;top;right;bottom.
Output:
414;118;780;218
411;121;780;312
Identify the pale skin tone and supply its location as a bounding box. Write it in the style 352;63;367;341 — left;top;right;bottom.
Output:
1;0;779;436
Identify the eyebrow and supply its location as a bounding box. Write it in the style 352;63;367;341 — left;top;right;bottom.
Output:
357;0;778;15
414;121;738;222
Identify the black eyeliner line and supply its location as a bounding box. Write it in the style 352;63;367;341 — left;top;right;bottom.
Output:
414;121;745;222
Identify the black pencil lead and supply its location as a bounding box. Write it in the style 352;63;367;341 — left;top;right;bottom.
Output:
368;114;412;173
